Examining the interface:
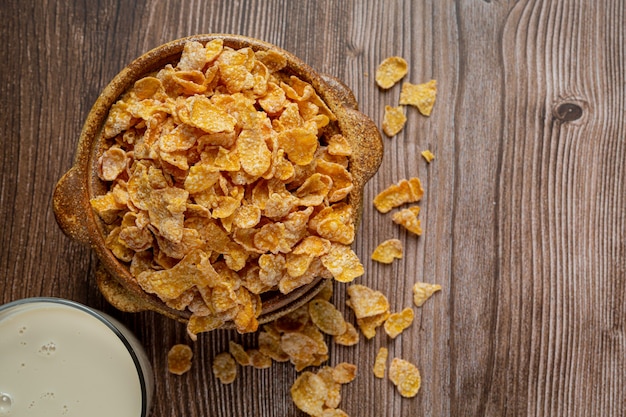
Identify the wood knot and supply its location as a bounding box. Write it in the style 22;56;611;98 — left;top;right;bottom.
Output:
553;102;583;122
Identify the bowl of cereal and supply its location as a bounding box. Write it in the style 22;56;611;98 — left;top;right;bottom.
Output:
53;34;382;337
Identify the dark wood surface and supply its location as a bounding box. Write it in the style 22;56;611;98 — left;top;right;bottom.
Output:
1;1;624;416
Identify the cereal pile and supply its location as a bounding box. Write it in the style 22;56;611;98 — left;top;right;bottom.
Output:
90;39;365;338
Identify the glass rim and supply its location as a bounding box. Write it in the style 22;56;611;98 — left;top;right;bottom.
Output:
0;297;150;417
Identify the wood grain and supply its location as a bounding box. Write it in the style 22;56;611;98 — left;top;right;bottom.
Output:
1;0;624;416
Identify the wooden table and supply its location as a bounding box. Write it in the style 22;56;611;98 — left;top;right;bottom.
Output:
1;1;624;416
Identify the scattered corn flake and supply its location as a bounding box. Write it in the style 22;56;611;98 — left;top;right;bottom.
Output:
375;56;409;89
421;149;435;163
228;340;251;366
389;358;421;398
346;285;390;319
212;352;238;384
371;238;403;264
332;362;357;384
167;344;193;375
413;282;442;307
280;332;320;368
373;177;424;213
384;307;415;339
334;321;359;346
291;363;356;417
356;311;390;339
309;299;348;336
290;372;328;416
392;206;422;236
317;366;342;409
258;330;290;362
382;105;407;137
247;349;272;369
373;347;388;378
399;79;437;116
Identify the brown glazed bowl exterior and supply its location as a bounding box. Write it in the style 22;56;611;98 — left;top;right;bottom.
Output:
53;34;383;329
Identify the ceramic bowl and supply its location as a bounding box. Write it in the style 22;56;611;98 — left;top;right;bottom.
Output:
53;34;383;329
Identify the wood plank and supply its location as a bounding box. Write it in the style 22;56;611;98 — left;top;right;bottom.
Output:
493;1;626;416
0;0;624;416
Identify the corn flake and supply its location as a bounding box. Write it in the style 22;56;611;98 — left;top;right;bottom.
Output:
382;105;407;137
371;238;403;264
98;146;127;181
399;80;437;116
167;344;193;375
290;372;328;416
356;311;390;339
258;330;290;362
346;285;389;318
389;358;421;398
384;307;414;339
317;367;342;409
413;282;442;307
373;347;388;378
228;340;251;366
375;56;408;89
212;352;238;384
332;362;357;384
310;203;355;245
247;349;272;369
333;322;359;346
392;206;422;235
327;134;352;156
421;149;435;163
373;177;424;213
188;95;237;133
320;244;364;283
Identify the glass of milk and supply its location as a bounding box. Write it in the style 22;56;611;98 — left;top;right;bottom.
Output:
0;297;154;417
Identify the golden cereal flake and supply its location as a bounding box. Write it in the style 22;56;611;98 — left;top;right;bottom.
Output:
392;206;422;236
421;149;435;163
290;371;328;416
167;344;193;375
375;56;408;89
371;238;403;264
412;282;442;307
373;177;424;214
382;105;407;137
212;352;238;384
389;358;421;398
399;79;437;116
383;307;414;339
373;347;388;378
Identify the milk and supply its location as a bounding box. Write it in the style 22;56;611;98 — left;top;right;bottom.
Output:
0;298;153;417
